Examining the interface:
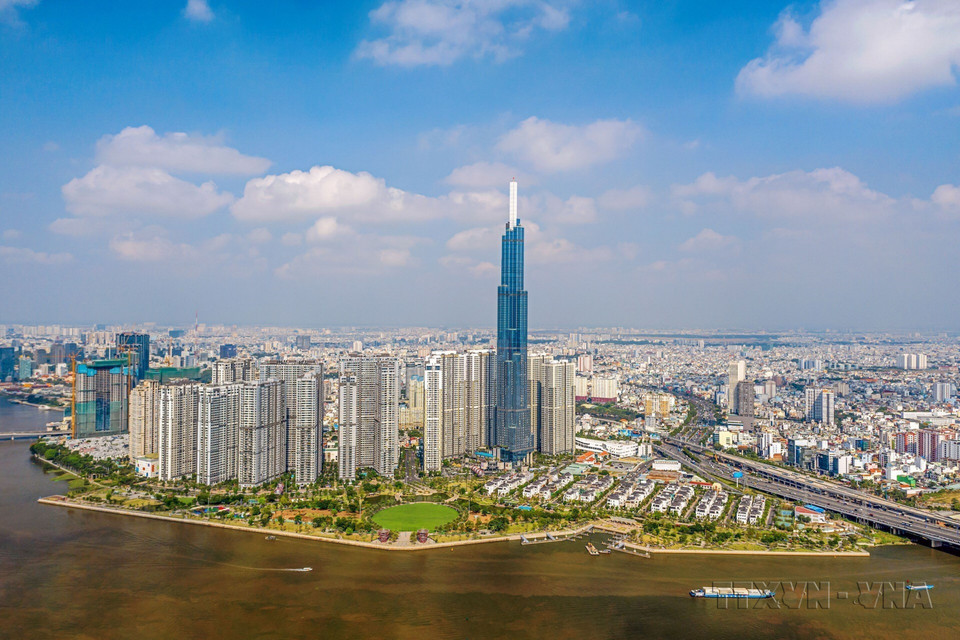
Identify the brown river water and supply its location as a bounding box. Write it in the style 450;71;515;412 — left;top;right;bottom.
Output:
1;401;958;639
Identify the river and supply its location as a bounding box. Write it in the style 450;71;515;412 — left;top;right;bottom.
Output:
0;402;958;639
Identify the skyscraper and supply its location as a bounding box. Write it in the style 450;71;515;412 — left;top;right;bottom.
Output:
529;355;576;455
129;379;160;459
73;359;131;439
728;360;746;413
495;179;532;463
423;349;494;472
116;332;150;381
338;355;400;480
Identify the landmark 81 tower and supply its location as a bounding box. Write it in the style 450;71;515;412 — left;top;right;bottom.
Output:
495;179;532;462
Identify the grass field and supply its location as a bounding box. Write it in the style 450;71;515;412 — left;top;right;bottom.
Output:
372;503;458;531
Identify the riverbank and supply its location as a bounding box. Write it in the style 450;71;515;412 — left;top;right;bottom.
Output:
38;496;589;551
37;495;871;556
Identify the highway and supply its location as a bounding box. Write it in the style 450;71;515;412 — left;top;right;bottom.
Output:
658;436;960;551
649;392;960;550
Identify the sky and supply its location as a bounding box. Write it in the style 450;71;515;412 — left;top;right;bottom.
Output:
1;0;960;331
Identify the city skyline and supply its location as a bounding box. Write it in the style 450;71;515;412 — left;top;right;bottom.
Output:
3;1;960;330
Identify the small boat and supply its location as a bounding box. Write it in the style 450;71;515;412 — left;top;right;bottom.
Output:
906;583;933;591
585;543;600;556
599;549;612;554
265;535;277;541
690;587;775;599
293;567;313;572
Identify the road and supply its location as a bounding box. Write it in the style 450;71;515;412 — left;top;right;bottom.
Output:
657;435;960;551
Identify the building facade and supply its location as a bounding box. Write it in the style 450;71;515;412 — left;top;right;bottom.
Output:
338;355;400;480
495;179;532;462
73;359;131;439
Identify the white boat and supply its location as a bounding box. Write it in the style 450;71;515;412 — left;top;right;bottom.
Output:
906;583;933;591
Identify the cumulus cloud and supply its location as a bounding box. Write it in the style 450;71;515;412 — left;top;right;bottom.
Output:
306;216;353;242
231;164;503;224
183;0;214;23
678;228;740;253
96;126;270;175
247;227;272;244
736;0;960;103
497;117;645;172
62;165;234;218
932;184;960;210
275;234;427;277
0;245;72;265
672;167;896;222
356;0;570;67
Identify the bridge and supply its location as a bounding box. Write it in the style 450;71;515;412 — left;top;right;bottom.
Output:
1;431;54;441
658;435;960;552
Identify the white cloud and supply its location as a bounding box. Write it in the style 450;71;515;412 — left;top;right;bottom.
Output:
0;245;72;265
356;0;570;67
598;185;652;210
497;117;645;172
534;193;597;224
110;234;193;262
62;165;234;218
96;126;269;175
275;234;426;278
183;0;214;23
737;0;960;103
2;229;21;240
445;161;529;188
247;227;272;244
306;216;353;243
932;184;960;209
672;167;895;222
280;232;303;246
679;228;740;253
232;164;503;224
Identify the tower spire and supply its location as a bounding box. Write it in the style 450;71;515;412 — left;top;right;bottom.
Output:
508;179;518;229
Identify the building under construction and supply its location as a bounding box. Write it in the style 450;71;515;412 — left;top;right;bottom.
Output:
73;359;131;439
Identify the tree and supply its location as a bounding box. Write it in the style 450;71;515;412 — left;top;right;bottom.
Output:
489;516;509;532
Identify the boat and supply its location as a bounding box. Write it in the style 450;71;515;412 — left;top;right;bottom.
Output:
265;535;277;541
585;543;600;556
689;587;775;599
599;549;612;554
292;567;312;572
906;583;933;591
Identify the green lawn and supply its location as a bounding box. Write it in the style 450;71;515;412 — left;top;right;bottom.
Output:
372;503;458;531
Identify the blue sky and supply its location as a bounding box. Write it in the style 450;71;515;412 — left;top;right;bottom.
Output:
1;0;960;330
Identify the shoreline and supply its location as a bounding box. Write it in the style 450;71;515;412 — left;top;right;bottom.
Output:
37;496;870;557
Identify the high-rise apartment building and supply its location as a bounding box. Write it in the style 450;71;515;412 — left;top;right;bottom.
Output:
423;350;494;472
129;379;160;459
237;380;286;488
212;358;258;385
197;383;242;485
494;180;532;463
116;332;150;381
897;353;928;370
735;381;755;418
157;381;201;481
933;382;955;403
804;387;835;425
291;372;323;484
73;359;131;439
260;360;324;471
338;355;400;480
530;356;576;455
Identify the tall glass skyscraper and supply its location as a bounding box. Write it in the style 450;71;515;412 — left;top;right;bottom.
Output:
495;180;532;462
